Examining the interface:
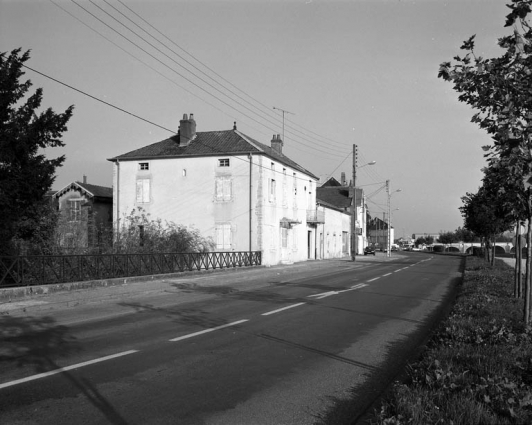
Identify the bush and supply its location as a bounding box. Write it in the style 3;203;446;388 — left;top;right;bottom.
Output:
111;207;214;254
8;207;214;256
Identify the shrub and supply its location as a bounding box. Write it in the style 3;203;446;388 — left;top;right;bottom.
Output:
111;207;214;254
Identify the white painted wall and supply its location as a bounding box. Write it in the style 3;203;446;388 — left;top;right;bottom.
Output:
317;205;350;259
113;153;317;266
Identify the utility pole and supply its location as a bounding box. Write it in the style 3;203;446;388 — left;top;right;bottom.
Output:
386;180;390;257
351;144;357;261
273;106;295;143
386;180;401;257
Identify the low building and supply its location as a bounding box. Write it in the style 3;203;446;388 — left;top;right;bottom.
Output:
53;177;113;249
367;216;395;252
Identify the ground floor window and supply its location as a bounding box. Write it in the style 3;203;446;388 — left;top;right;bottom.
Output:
215;223;232;250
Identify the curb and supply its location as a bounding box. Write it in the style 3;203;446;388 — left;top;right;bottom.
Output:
0;265;265;303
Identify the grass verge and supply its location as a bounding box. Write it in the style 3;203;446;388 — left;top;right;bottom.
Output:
365;256;532;425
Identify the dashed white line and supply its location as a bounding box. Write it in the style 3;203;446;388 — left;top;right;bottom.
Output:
169;320;249;342
308;291;339;299
0;350;139;390
367;277;380;282
262;303;306;316
382;273;392;277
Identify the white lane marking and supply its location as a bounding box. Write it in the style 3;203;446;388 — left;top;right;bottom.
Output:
308;291;339;299
0;350;139;390
350;283;368;290
170;320;249;342
367;277;380;282
308;284;368;299
394;269;402;273
262;303;306;315
382;273;392;277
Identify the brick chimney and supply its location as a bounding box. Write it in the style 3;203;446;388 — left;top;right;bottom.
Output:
341;172;346;186
179;113;196;146
271;134;283;154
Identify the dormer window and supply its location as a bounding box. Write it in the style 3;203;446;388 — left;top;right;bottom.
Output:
139;162;149;171
218;158;230;167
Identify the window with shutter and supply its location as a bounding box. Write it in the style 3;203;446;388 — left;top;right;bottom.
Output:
136;179;150;203
215;176;232;202
215;223;231;249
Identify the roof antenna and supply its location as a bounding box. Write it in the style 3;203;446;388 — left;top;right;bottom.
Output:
273;106;295;143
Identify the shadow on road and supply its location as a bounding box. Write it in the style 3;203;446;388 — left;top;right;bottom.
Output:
0;315;128;425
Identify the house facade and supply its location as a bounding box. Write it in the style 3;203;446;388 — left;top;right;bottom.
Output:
367;216;395;251
108;114;319;266
53;178;113;248
316;176;368;258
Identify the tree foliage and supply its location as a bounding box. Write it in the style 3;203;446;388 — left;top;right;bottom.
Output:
0;48;73;254
440;0;532;322
112;208;215;254
437;231;459;245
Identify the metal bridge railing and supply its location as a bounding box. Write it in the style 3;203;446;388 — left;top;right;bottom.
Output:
0;251;262;288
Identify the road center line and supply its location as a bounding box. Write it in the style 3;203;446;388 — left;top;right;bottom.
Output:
382;273;392;277
0;350;139;390
169;320;249;342
367;277;380;282
262;303;306;316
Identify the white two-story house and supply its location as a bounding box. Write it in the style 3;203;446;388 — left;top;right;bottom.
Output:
108;113;320;266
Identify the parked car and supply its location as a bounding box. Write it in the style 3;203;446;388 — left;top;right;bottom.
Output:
364;246;376;256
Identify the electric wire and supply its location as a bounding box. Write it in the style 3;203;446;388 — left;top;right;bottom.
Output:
48;0;252;134
70;0;349;157
46;1;386;202
113;0;355;154
22;63;321;185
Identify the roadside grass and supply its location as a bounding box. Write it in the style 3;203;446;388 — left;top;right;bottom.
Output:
367;256;532;425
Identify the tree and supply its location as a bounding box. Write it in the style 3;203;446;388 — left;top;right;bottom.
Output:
415;237;426;247
437;231;458;245
0;49;73;254
439;0;532;323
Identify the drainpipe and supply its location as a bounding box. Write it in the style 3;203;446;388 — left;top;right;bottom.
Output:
249;153;252;254
116;159;120;244
315;204;319;260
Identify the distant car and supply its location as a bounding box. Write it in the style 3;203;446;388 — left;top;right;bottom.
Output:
364;246;376;256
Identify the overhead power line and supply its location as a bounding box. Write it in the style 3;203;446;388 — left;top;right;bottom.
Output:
23;64;174;133
22;64;321;184
46;0;386;190
66;0;349;157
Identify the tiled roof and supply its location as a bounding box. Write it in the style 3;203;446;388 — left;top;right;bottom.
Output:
54;182;113;199
76;182;113;198
317;186;363;209
108;129;318;179
322;177;342;187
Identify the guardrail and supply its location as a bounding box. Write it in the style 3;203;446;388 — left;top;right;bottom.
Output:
0;251;262;288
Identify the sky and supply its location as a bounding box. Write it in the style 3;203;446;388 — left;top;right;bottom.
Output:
0;0;515;238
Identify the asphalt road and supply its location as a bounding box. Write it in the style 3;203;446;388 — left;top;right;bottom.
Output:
0;252;463;425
